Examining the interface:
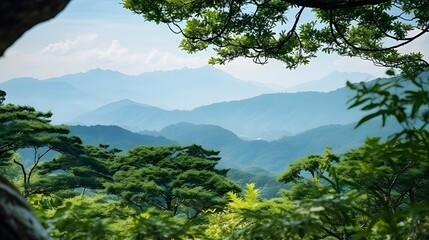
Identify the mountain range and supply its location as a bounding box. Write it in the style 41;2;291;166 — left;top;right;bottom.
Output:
69;125;176;149
69;120;400;174
72;86;367;140
0;67;376;127
285;71;374;92
3;67;408;173
0;66;273;123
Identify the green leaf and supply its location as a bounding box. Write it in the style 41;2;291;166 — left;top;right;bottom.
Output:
356;110;385;128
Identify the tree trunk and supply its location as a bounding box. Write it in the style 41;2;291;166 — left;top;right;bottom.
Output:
0;177;51;239
0;0;71;56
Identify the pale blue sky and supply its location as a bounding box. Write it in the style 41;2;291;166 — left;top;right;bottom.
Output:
0;0;427;89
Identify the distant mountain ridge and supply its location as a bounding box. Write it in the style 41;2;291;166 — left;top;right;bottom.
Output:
17;119;401;174
0;77;105;122
97;120;399;173
286;71;374;92
0;67;378;127
0;66;273;123
48;66;273;110
72;85;366;139
69;125;176;150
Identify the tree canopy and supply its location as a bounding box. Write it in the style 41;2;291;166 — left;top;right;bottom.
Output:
124;0;428;78
0;91;85;196
106;144;240;218
30;144;117;196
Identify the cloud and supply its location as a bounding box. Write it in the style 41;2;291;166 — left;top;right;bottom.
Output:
0;35;209;81
399;31;429;60
5;30;424;87
333;56;387;77
40;34;98;55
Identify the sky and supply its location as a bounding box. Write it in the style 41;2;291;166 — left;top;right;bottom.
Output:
0;0;427;90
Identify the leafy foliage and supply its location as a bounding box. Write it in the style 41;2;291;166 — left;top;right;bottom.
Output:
204;183;266;239
0;90;84;195
227;168;288;199
347;73;429;132
123;0;428;78
274;136;429;239
30;194;117;239
106;144;240;217
30;144;118;196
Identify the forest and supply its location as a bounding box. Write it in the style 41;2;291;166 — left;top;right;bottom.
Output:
1;70;428;239
1;0;429;239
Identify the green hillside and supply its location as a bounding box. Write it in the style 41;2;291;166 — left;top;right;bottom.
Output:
69;125;176;150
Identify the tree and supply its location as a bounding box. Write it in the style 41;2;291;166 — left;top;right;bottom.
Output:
0;91;84;195
0;0;71;56
106;144;240;218
29;192;207;240
30;144;118;196
0;90;14;168
123;0;428;78
338;137;429;211
278;148;341;200
204;183;267;239
122;3;428;237
273;137;429;239
336;137;429;239
276;149;363;240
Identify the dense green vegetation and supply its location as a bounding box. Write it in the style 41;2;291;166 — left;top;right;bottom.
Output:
1;0;428;239
1;69;428;239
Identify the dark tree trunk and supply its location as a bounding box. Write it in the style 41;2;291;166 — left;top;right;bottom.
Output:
0;0;71;56
0;177;51;239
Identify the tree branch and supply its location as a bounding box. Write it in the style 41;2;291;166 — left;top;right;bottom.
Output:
168;0;239;42
329;10;429;53
13;159;27;184
389;160;412;191
27;147;52;185
284;0;390;9
0;143;14;154
320;226;343;240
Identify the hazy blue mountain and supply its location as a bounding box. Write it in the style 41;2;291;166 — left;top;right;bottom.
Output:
16;119;400;174
69;125;176;150
1;68;381;137
149;122;242;148
154;122;264;168
48;66;273;110
143;122;267;169
0;77;105;123
0;66;272;123
286;71;374;92
147;121;400;173
17;125;176;167
72;99;185;130
189;87;365;138
73;85;366;139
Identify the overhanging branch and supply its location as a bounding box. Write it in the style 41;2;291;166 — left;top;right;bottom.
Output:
284;0;390;9
0;0;71;56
